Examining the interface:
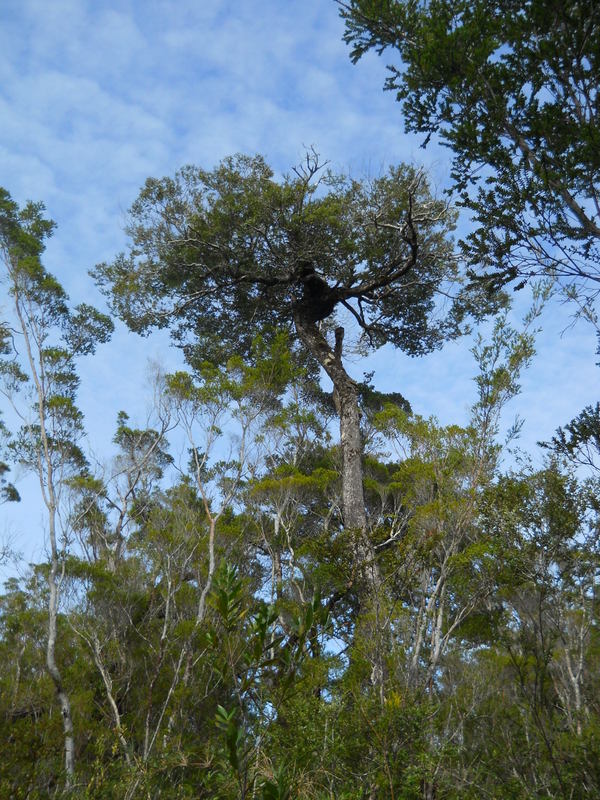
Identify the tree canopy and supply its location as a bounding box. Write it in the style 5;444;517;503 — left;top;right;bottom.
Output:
339;0;600;296
93;152;499;605
94;152;488;366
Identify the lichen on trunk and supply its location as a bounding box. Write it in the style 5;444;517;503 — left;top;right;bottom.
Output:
293;311;381;599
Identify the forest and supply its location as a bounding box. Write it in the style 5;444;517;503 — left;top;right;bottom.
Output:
0;0;599;798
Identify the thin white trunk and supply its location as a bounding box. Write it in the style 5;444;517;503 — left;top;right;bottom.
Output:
90;636;131;764
14;290;75;786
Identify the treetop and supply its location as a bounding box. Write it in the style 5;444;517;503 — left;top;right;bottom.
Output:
94;152;494;367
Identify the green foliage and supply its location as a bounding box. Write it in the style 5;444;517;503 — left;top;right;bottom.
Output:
211;561;248;632
546;401;600;473
2;381;599;796
0;187;114;485
94;152;494;369
215;704;244;774
2;181;598;797
339;0;600;295
260;766;291;800
0;458;19;503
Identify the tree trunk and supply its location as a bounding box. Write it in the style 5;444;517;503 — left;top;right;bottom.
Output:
14;292;76;789
293;311;381;598
47;552;75;786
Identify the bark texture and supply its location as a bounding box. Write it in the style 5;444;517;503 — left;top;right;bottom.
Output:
47;556;75;784
293;311;381;598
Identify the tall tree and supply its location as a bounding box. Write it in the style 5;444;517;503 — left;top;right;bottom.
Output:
94;152;489;600
338;0;600;300
0;188;112;788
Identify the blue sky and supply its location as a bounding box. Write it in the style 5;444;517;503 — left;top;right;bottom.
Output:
1;0;598;567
